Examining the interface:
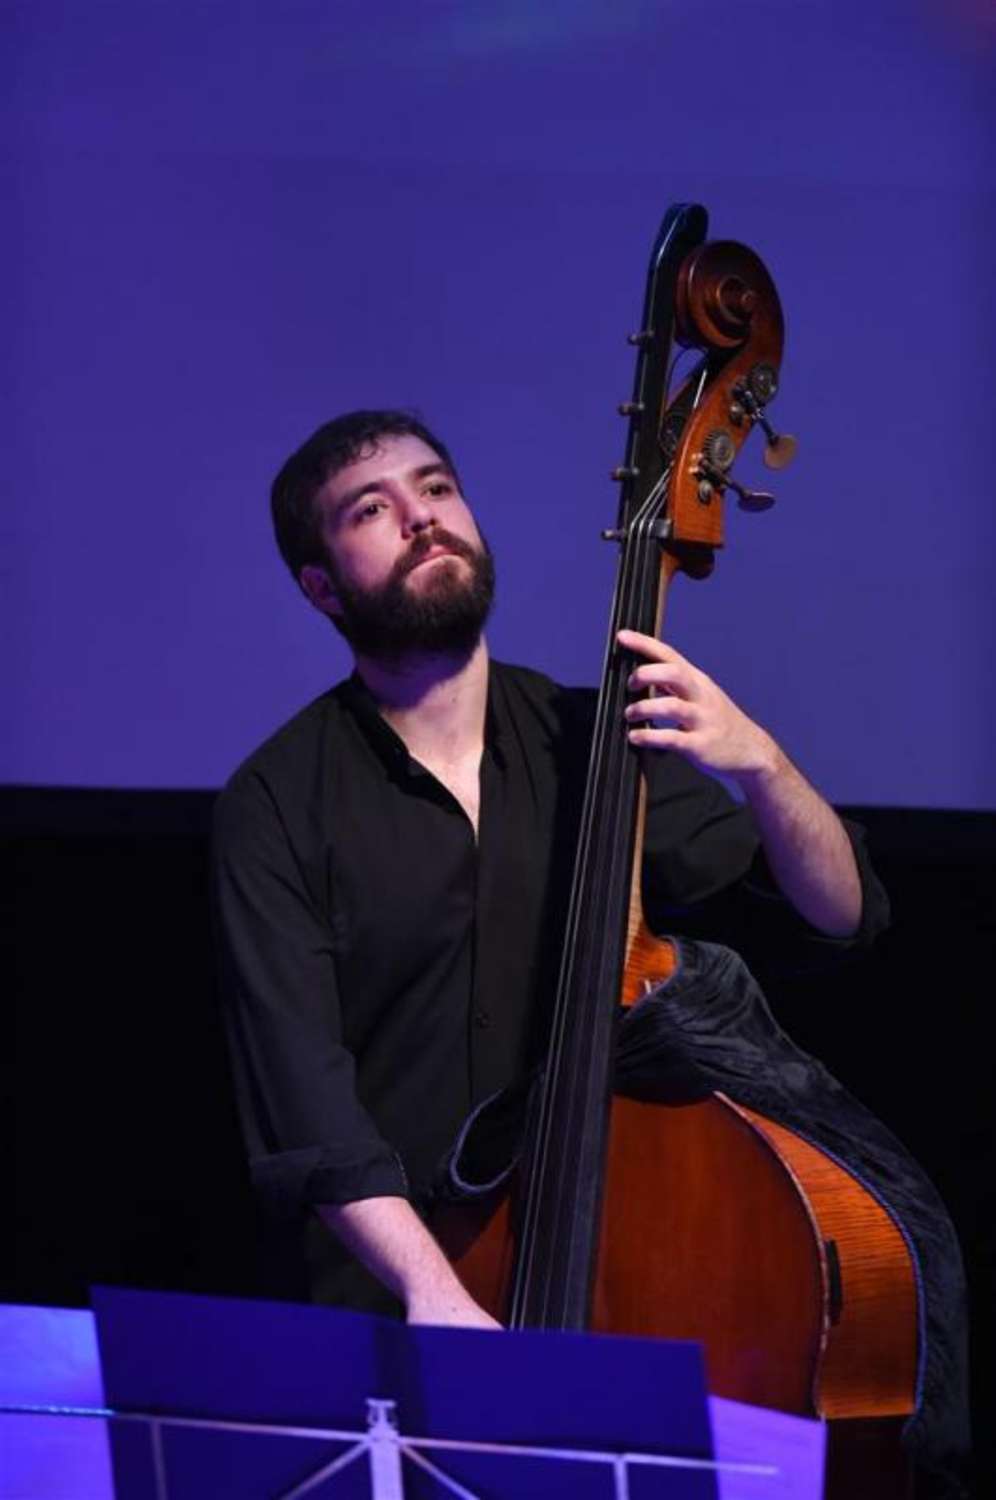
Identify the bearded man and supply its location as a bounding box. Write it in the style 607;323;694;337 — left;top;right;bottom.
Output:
212;407;882;1326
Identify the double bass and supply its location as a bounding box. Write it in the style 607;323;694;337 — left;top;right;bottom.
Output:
437;204;920;1496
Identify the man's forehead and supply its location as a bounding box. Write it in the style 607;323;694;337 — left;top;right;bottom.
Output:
322;433;447;500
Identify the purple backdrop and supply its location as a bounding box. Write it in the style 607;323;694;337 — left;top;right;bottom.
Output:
4;1;994;805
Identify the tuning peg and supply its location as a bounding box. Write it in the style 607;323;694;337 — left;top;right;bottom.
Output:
746;398;797;469
731;379;798;471
611;466;639;481
699;460;775;513
627;329;654;347
618;401;645;417
731;478;776;512
761;432;798;471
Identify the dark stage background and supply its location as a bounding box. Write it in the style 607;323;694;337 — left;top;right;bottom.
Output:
5;789;994;1492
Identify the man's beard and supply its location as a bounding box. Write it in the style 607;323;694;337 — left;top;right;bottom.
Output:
328;528;495;662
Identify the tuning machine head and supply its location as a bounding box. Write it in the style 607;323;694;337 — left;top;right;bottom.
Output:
730;366;798;472
698;428;775;512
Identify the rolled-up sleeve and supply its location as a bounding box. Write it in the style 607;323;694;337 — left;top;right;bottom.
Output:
738;813;890;953
640;752;890;969
211;771;408;1218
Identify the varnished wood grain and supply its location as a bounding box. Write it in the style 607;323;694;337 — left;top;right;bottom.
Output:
731;1100;918;1418
592;1093;824;1414
621;913;677;1006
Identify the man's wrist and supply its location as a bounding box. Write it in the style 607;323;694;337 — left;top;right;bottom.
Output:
732;732;785;796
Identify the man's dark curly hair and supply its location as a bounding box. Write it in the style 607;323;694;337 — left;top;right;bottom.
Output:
270;409;459;582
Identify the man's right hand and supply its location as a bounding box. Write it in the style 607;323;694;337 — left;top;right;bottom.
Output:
406;1285;502;1330
317;1196;502;1330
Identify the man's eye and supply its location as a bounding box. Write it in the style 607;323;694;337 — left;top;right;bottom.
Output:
354;501;383;523
425;481;454;498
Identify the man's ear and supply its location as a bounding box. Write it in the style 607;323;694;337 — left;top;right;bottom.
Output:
299;563;342;619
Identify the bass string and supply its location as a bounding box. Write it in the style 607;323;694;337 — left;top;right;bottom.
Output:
535;518;665;1324
544;468;667;1062
511;207;708;1322
540;345;730;1232
512;472;670;1321
518;526;665;1323
540;485;667;1158
541;469;667;1088
508;539;638;1320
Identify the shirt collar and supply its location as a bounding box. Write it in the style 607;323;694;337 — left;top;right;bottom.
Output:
340;666;506;774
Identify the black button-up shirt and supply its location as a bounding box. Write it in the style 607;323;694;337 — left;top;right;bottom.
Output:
212;661;887;1279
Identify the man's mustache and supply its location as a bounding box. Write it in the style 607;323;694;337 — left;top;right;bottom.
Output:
395;529;481;580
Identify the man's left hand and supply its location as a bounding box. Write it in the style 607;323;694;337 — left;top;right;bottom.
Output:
616;628;862;938
618;628;779;787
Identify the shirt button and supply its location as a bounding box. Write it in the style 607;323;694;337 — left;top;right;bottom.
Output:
474;1008;492;1029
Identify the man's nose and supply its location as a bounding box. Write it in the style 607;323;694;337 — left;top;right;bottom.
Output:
400;493;436;536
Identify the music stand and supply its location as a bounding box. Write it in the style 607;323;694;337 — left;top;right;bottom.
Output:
90;1286;823;1498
